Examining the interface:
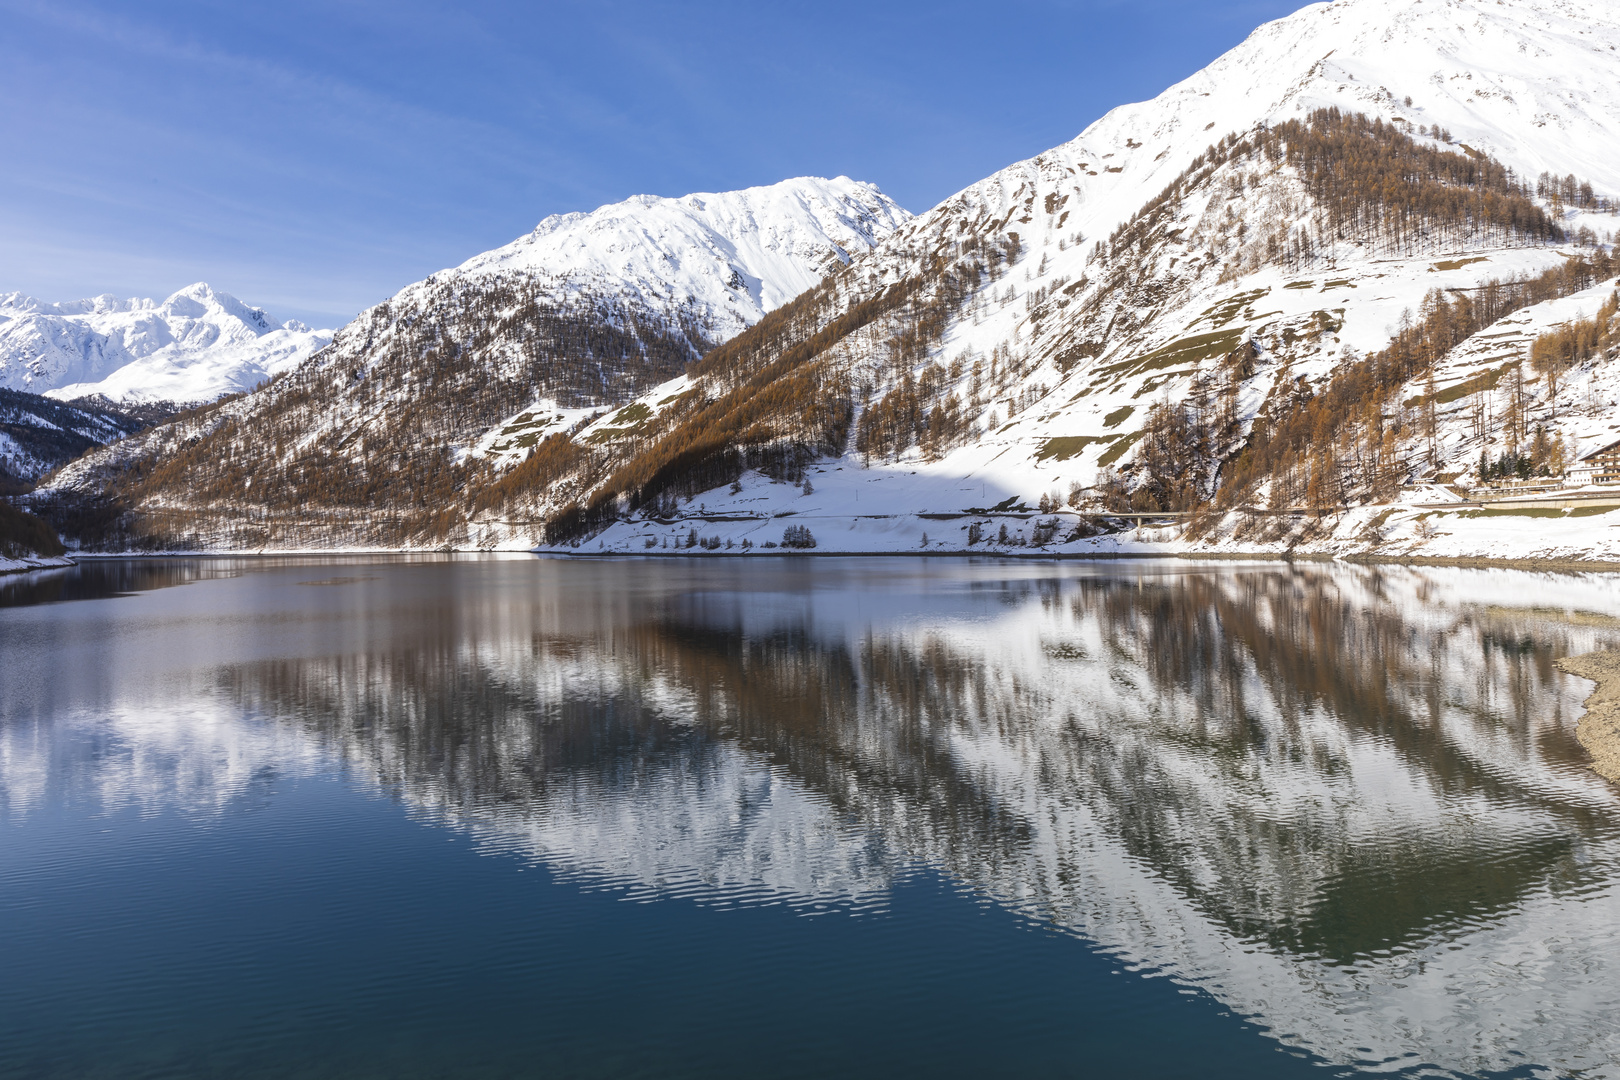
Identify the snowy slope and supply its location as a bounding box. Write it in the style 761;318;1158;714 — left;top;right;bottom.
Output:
0;387;148;486
0;283;332;404
448;179;905;470
326;175;910;428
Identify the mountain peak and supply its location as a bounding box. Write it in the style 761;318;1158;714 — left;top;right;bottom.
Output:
887;0;1620;305
1068;0;1620;193
414;174;912;338
0;282;331;402
159;282;279;335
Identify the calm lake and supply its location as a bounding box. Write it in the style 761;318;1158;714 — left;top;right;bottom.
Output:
2;555;1618;1079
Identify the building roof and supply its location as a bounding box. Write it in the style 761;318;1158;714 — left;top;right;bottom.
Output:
1580;438;1620;462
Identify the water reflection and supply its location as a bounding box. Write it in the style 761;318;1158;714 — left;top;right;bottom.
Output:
3;558;1619;1075
0;558;232;607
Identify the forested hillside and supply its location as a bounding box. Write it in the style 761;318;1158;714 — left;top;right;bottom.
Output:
0;389;151;491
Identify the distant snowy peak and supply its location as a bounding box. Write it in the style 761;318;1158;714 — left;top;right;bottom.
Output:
422;176;912;338
153;282;276;334
0;292;152;318
0;282;291;333
0;283;331;403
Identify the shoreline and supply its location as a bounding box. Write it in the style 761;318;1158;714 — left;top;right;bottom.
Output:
0;554;76;578
540;550;1620;573
44;547;1620;573
1554;652;1620;785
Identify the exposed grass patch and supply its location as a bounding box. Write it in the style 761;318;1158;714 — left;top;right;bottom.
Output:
1433;256;1489;272
964;496;1030;514
1437;364;1508;405
1362;508;1397;536
609;402;652;426
1097;328;1246;382
1198;289;1269;328
1322;279;1357;290
583;401;656;444
1569;505;1620;517
1103;405;1135;428
1096;431;1143;467
1034;434;1122;462
585;427;641;445
1133;369;1198;398
1487;605;1620;627
499;415;552;436
1284;280;1315;290
1043;641;1089;660
1403;361;1512;409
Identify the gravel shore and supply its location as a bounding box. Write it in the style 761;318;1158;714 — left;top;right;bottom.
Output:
1555;651;1620;784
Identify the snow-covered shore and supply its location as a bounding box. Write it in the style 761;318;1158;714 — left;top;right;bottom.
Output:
509;456;1620;567
49;458;1620;568
61;503;1620;569
0;553;74;576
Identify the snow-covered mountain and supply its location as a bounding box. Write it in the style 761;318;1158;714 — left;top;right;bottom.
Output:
0;388;149;488
305;174;911;416
0;283;332;404
450;175;910;343
924;0;1620;266
290;173;910;421
486;0;1620;558
36;176;911;548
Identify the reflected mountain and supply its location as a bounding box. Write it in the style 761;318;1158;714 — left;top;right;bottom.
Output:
4;559;1620;1075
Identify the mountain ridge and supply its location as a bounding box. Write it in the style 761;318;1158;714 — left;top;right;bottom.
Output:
0;282;331;404
32;0;1620;561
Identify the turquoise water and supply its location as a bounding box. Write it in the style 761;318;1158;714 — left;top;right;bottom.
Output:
2;556;1618;1078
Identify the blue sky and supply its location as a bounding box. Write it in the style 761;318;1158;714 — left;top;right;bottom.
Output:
0;0;1306;327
